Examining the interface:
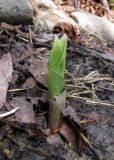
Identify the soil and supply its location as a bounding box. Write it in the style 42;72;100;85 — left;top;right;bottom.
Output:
66;44;114;160
0;24;114;160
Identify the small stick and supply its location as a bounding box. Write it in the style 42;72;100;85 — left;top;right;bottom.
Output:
8;87;33;92
67;95;114;108
29;25;33;44
0;107;20;119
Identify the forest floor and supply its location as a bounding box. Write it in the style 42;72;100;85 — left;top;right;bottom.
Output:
0;24;114;160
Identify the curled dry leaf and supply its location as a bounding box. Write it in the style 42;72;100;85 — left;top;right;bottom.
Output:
35;0;79;39
60;121;77;149
53;22;80;40
61;106;87;153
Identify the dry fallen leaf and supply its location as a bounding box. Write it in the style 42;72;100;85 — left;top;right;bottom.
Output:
0;22;23;34
62;106;80;124
61;106;87;153
29;58;47;87
61;4;75;12
53;22;79;40
22;77;37;89
0;125;10;140
10;97;35;123
35;0;79;39
33;32;54;44
0;53;13;109
60;121;76;149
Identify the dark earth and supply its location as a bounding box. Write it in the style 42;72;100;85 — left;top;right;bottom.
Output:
0;23;114;160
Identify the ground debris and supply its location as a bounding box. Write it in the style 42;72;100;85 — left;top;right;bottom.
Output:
0;23;114;160
10;97;35;123
0;53;12;109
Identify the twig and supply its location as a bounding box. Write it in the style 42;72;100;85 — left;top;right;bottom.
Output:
79;133;100;160
91;83;99;101
0;107;20;119
16;35;30;42
67;94;114;108
8;86;48;93
86;100;114;108
29;25;33;44
8;87;33;92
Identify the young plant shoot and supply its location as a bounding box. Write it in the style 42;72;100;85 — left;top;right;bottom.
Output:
47;34;67;133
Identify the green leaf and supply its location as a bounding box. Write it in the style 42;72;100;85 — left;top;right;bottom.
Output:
47;34;67;97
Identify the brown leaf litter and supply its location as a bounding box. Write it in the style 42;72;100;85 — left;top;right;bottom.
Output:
0;53;12;109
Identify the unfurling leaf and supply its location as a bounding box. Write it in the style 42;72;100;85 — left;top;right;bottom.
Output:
47;34;67;98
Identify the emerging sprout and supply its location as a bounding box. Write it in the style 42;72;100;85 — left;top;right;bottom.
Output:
47;34;67;133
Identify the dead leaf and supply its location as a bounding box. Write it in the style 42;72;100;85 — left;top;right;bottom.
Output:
60;121;76;149
62;106;87;153
0;22;23;34
62;106;80;124
22;77;37;88
35;0;79;37
11;42;33;63
33;32;54;44
46;133;64;147
0;53;13;108
53;22;79;40
61;4;75;12
1;22;17;31
0;124;10;140
29;58;47;87
26;91;49;111
10;97;34;123
55;0;64;5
